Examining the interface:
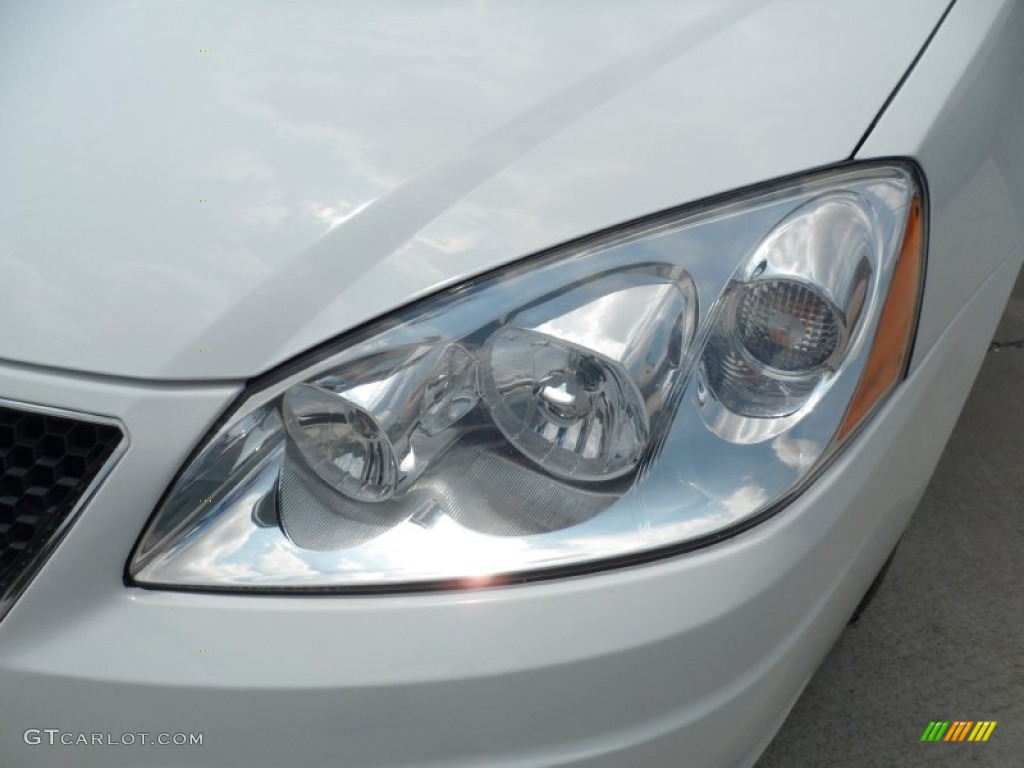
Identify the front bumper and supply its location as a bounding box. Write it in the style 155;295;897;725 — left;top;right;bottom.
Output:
0;251;1017;768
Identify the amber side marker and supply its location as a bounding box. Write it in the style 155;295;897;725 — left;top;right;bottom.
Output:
838;196;923;441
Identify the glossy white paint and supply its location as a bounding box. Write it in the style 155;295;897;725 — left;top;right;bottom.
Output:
3;2;1024;767
0;0;948;380
0;250;1017;767
856;0;1024;366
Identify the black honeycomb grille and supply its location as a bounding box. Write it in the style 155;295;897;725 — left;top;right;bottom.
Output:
0;405;122;597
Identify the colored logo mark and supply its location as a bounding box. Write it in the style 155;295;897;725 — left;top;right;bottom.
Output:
920;721;997;742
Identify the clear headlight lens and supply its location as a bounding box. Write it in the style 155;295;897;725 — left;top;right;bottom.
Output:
130;163;925;590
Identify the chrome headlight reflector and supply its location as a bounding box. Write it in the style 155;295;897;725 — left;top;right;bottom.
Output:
130;163;925;590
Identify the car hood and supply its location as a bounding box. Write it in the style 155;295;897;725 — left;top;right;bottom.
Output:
0;0;947;381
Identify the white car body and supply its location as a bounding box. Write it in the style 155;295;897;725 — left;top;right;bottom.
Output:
1;1;1022;766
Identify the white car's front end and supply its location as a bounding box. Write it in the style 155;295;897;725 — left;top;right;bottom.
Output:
1;1;1022;766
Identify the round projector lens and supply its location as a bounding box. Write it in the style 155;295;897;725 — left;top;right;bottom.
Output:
282;384;398;502
735;279;841;372
482;328;649;481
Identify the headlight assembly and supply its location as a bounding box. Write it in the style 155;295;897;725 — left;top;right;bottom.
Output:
129;162;925;591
